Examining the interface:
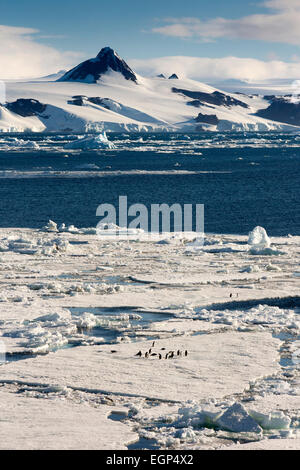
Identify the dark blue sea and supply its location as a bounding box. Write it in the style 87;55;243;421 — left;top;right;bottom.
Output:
0;132;299;236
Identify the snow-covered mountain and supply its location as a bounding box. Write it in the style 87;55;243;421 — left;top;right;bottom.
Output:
58;47;137;84
0;47;299;133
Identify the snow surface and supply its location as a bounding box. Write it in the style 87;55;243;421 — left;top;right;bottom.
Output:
221;438;300;450
0;225;299;449
0;389;137;450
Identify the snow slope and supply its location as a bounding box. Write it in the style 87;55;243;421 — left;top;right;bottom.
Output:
1;48;299;133
208;78;300;96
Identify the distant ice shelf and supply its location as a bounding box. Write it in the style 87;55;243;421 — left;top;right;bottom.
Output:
1;47;300;134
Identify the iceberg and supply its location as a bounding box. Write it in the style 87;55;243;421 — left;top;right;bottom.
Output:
248;226;271;249
216;403;262;433
44;220;58;233
247;226;284;255
64;132;116;150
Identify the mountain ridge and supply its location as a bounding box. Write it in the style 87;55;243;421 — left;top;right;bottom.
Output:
1;47;300;133
58;47;137;84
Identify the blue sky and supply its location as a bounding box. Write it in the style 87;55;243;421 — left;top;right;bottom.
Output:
1;0;300;80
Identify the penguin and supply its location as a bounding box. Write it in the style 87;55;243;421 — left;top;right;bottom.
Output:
184;350;188;357
177;350;181;356
145;352;149;358
135;351;142;357
152;341;155;348
159;354;162;360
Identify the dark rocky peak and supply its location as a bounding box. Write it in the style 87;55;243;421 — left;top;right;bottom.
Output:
58;47;137;84
6;99;47;117
169;74;179;79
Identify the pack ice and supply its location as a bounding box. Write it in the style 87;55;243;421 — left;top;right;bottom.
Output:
0;224;299;450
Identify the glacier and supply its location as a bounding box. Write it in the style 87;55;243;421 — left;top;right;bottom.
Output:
1;47;300;134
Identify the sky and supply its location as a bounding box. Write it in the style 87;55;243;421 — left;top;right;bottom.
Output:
1;0;300;81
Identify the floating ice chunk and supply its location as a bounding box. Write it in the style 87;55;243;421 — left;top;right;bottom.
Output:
80;227;97;235
58;223;87;234
156;236;183;245
65;132;116;150
34;312;70;324
216;403;262;433
240;265;261;273
175;428;197;440
249;410;291;430
23;141;40;150
66;225;80;233
8;139;40;150
44;220;58;232
247;227;285;255
177;403;222;428
76;313;98;330
248;226;271;248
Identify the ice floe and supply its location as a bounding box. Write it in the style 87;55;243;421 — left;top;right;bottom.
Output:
0;226;299;449
64;132;116;150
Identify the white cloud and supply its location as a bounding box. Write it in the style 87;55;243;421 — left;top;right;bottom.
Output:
130;55;300;82
0;25;81;79
151;1;300;45
262;0;300;10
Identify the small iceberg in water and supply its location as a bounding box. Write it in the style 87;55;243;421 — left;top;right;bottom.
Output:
65;132;116;150
248;226;285;255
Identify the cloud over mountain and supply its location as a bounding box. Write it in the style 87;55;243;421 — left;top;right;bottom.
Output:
0;25;81;79
151;0;300;45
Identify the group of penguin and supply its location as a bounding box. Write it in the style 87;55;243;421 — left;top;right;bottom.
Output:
135;341;188;360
